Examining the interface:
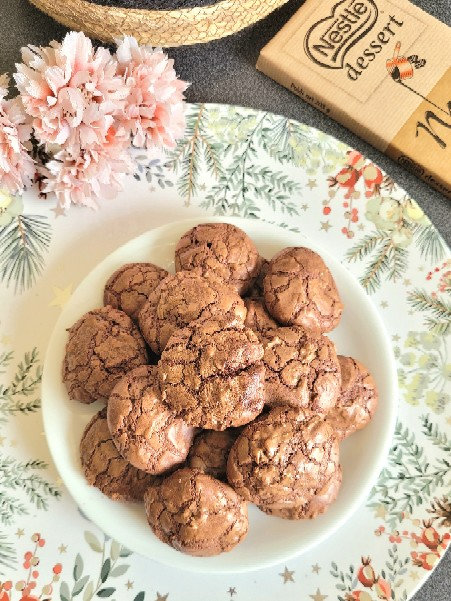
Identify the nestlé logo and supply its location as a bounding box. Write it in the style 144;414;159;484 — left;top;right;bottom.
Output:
304;0;378;69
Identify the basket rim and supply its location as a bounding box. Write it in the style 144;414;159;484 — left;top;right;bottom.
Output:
28;0;290;46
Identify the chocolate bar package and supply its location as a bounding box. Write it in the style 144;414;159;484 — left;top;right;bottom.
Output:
257;0;451;198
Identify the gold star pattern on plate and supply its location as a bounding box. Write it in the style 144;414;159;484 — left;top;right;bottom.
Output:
301;204;308;211
358;223;365;230
51;204;66;218
310;588;328;601
312;564;321;574
0;334;12;346
228;587;236;597
58;544;67;553
403;278;411;286
380;300;388;309
374;504;387;519
16;528;24;538
155;594;168;601
199;183;207;191
392;334;400;342
307;179;317;190
279;566;295;583
320;221;331;232
125;581;133;590
410;571;420;581
49;284;73;309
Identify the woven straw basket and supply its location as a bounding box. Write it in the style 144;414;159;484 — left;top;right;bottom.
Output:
29;0;290;47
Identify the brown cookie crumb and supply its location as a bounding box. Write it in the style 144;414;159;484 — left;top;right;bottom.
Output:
226;407;339;508
62;306;148;404
187;429;240;480
138;270;246;354
263;247;343;332
80;408;156;501
103;262;169;321
260;467;342;520
263;326;341;412
174;223;260;294
159;318;265;430
327;356;378;439
144;467;248;556
107;365;195;474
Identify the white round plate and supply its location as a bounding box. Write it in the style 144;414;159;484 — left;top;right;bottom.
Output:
42;216;398;574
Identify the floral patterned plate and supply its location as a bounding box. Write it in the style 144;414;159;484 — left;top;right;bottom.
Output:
0;103;449;599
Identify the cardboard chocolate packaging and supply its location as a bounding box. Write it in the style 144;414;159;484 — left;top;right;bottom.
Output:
257;0;451;198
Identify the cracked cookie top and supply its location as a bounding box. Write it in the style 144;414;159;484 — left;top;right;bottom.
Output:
260;466;342;520
174;223;261;295
243;298;279;343
62;306;148;404
138;270;246;354
187;429;240;480
107;365;195;474
158;318;265;430
327;355;378;440
226;406;339;508
103;262;169;321
263;247;343;332
144;467;248;556
262;326;341;412
79;408;156;501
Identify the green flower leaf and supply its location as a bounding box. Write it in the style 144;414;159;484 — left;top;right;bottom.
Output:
110;564;129;577
119;546;132;557
60;581;70;601
73;575;89;597
101;558;111;583
84;531;102;553
74;553;84;581
83;581;94;601
97;588;115;598
133;593;145;601
110;540;121;562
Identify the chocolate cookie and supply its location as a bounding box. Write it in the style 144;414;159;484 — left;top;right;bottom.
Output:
327;356;378;439
244;298;278;342
63;306;148;404
260;467;342;520
80;408;156;501
107;365;195;474
226;407;339;508
103;262;169;321
263;326;341;412
263;247;343;332
187;429;240;480
246;258;269;299
138;270;246;354
144;467;248;556
159;318;265;430
174;223;260;294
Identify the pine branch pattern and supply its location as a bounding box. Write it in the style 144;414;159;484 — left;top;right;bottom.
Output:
0;457;61;525
407;289;451;335
368;420;450;529
0;213;51;293
0;348;42;422
0;533;16;573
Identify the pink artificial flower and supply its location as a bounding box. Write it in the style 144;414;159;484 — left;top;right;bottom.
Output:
116;36;188;149
0;83;35;194
43;129;133;210
14;31;129;154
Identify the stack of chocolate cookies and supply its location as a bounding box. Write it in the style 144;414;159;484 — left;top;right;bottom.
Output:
63;222;378;557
